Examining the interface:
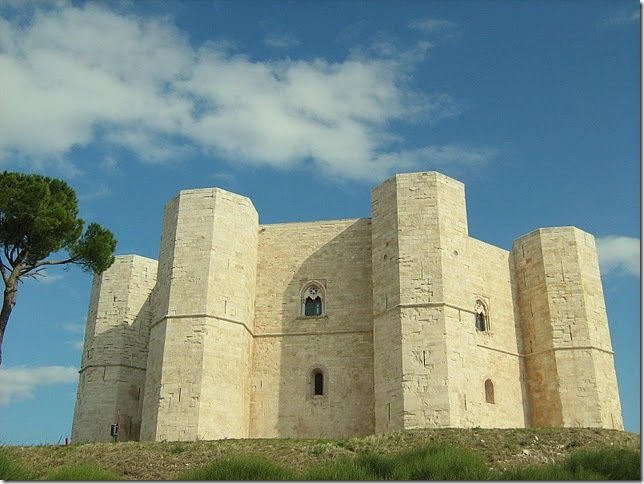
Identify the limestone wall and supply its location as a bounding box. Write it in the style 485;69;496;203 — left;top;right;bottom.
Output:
512;227;623;429
372;172;526;431
446;238;525;428
73;170;623;442
141;189;258;441
371;177;404;433
250;218;374;438
72;255;157;443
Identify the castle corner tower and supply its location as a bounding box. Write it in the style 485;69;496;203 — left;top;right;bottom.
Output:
140;188;258;441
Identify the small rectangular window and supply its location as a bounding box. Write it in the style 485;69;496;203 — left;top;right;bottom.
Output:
313;371;324;395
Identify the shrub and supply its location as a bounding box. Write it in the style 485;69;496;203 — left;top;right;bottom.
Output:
46;462;119;480
0;447;31;480
179;455;295;480
300;458;376;480
564;447;641;480
355;452;397;479
392;443;492;480
499;464;601;480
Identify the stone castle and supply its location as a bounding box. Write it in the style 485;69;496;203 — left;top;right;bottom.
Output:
71;171;623;443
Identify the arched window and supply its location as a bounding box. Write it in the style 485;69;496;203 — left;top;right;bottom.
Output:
485;379;495;404
313;369;324;396
301;282;325;317
474;299;489;332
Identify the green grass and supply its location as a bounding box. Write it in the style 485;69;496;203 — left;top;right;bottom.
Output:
563;447;641;480
301;458;377;480
354;452;398;479
499;464;602;480
0;447;32;480
174;444;640;481
178;455;296;480
0;446;32;481
391;443;493;480
3;429;640;480
499;447;640;481
45;462;120;480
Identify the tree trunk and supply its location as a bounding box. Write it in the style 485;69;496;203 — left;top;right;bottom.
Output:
0;279;18;366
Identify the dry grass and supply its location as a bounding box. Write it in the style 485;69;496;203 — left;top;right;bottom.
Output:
5;427;640;480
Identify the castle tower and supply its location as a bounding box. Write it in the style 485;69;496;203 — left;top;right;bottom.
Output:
140;188;258;441
71;255;157;443
371;172;466;432
371;172;526;433
512;227;623;429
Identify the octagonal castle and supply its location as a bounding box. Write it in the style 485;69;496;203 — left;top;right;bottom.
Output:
71;171;623;442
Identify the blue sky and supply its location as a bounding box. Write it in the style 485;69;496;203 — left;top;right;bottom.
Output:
0;0;639;444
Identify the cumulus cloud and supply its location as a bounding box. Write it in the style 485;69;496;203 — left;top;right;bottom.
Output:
264;31;300;49
61;321;85;334
596;235;640;277
409;18;461;40
0;365;78;405
70;340;84;350
78;184;111;201
603;8;639;27
0;3;493;181
36;270;64;284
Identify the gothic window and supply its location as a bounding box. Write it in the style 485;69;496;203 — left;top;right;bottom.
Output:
474;299;489;332
312;369;324;396
302;282;325;317
485;379;495;404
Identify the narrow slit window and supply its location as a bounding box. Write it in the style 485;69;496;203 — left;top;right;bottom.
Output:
313;371;324;395
485;379;495;404
476;312;487;331
474;299;489;332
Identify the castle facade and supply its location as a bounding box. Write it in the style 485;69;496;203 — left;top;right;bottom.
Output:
71;171;623;443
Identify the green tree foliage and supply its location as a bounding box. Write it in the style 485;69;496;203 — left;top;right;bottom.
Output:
0;171;116;365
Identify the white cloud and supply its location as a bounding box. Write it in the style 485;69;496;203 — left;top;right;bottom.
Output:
0;365;78;405
78;184;111;201
99;156;121;175
37;270;64;284
596;235;640;277
409;18;461;40
603;8;639;27
212;171;236;183
264;31;299;49
62;321;85;334
0;3;492;182
72;340;84;350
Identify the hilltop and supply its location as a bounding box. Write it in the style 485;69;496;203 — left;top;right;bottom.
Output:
5;427;640;480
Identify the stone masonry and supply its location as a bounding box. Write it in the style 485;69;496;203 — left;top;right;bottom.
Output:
71;171;623;443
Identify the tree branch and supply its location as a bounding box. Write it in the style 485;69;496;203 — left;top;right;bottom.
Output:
0;260;7;285
30;256;80;270
3;245;13;267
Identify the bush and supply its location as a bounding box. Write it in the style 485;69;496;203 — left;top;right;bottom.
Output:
564;447;641;480
0;447;31;480
392;443;493;480
355;452;397;479
46;462;119;480
300;458;376;480
179;455;295;480
499;464;601;480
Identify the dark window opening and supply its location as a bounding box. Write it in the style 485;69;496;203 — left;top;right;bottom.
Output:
314;371;324;395
476;312;487;331
485;379;495;404
305;296;323;316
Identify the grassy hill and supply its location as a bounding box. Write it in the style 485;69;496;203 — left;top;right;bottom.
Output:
3;427;640;480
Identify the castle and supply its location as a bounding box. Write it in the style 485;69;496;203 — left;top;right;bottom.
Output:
71;171;623;443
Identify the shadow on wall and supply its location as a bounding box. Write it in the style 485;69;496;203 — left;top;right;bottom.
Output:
74;289;153;443
274;218;375;439
508;253;533;428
